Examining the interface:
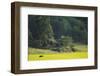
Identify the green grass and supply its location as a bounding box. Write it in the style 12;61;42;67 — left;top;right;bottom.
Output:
28;44;88;61
28;48;58;54
74;44;87;52
28;52;88;61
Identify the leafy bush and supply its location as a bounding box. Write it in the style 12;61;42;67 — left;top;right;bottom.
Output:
60;36;73;47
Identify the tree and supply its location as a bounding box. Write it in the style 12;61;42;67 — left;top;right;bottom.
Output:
28;29;34;47
28;15;88;48
28;15;56;48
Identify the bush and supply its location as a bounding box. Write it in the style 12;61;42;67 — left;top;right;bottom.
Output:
70;44;77;52
60;36;73;47
51;47;61;52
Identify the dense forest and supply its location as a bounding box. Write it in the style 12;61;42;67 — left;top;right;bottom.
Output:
28;15;88;52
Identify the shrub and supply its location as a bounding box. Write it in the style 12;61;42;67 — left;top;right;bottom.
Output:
60;36;73;47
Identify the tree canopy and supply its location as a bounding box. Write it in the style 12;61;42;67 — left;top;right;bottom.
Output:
28;15;88;48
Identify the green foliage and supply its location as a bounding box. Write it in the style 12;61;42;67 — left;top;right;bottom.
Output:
28;30;34;47
60;36;73;47
28;15;56;48
28;15;88;52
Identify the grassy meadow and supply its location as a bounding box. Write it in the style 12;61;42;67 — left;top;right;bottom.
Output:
28;44;88;61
